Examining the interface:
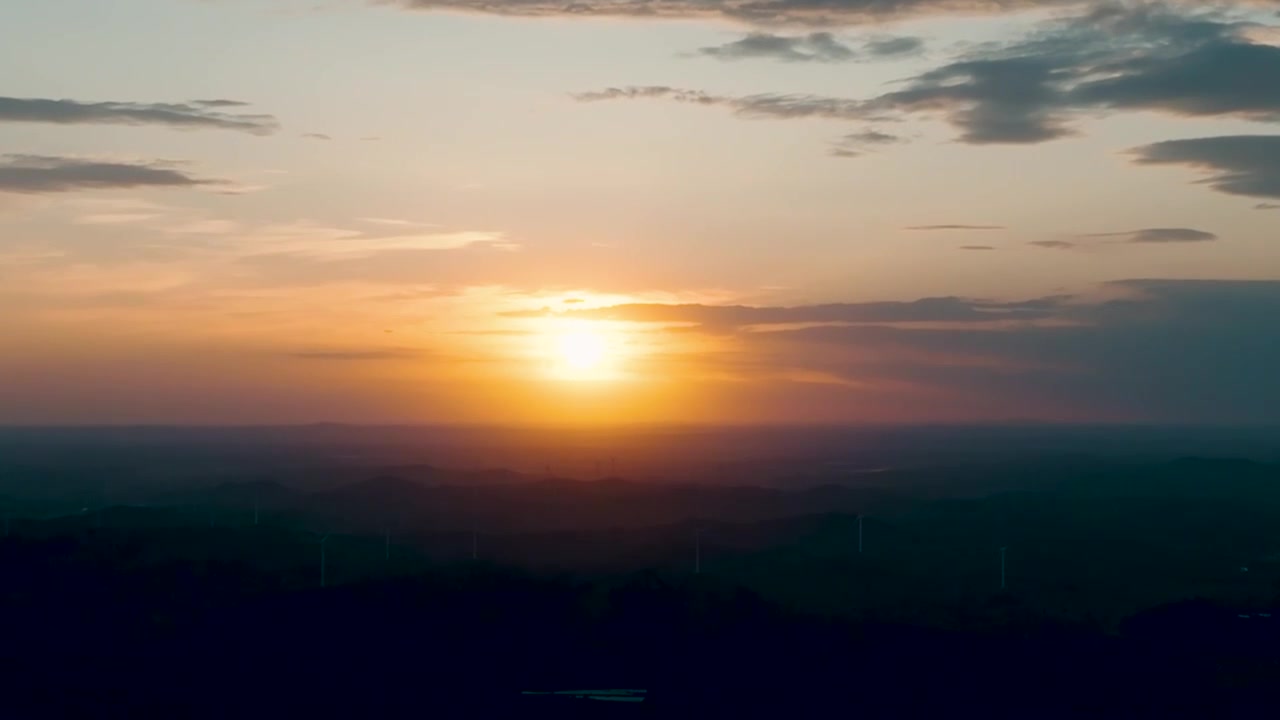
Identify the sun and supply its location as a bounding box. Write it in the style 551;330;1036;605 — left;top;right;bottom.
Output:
544;320;620;381
558;329;607;372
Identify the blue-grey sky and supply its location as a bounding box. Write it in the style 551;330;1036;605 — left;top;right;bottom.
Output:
1;0;1278;424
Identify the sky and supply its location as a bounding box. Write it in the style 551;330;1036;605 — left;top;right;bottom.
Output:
1;0;1278;425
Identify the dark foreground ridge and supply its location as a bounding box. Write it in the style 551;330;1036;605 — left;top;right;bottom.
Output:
2;528;1280;718
2;450;1280;717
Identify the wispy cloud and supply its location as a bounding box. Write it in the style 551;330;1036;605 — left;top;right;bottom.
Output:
695;32;922;63
906;224;1005;231
1083;228;1219;243
0;97;278;134
73;212;163;225
698;32;856;62
509;295;1065;330
392;0;1082;25
829;129;904;157
287;348;428;361
571;86;879;122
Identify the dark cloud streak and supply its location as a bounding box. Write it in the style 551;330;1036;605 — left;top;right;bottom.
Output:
696;32;922;63
869;6;1280;144
1131;135;1280;199
1084;228;1219;243
391;0;1087;25
0;97;278;134
523;279;1280;422
907;224;1005;230
584;6;1280;153
0;155;217;194
288;348;428;361
516;295;1065;329
572;85;880;122
829;129;903;157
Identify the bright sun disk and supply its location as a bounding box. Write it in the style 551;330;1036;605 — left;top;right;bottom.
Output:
558;329;607;371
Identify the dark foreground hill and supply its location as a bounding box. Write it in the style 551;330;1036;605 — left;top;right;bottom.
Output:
2;456;1280;716
2;530;1280;719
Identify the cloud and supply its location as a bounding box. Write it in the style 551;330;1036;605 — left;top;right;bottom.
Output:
302;133;332;140
572;86;713;103
1131;135;1280;199
1084;227;1219;243
191;99;252;108
860;5;1280;144
0;155;218;194
235;221;516;256
698;32;857;62
547;279;1280;422
865;35;926;57
1066;10;1280;122
875;55;1074;144
571;86;879;122
907;224;1005;230
360;217;442;228
764;279;1280;422
390;0;1087;25
0;97;278;134
288;348;428;361
695;32;922;63
829;129;904;157
1030;240;1076;249
1258;202;1280;209
73;212;163;225
960;245;996;250
577;6;1280;148
513;295;1066;330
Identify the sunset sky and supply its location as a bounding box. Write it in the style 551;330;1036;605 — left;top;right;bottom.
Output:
2;0;1278;425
